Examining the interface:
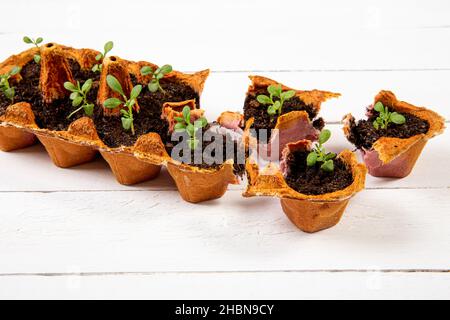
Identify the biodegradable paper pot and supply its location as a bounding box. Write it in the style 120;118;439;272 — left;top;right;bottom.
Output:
343;91;445;179
167;161;238;203
0;125;36;151
243;75;340;160
244;146;367;233
101;151;161;185
280;198;350;233
360;139;427;178
0;43;209;185
0;102;37;151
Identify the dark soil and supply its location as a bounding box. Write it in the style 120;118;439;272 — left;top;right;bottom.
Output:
0;60;100;131
165;123;246;176
95;78;199;148
347;109;430;150
284;150;353;195
243;89;323;142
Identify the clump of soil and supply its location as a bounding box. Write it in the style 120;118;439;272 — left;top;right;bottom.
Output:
165;123;246;177
243;89;324;142
0;59;100;131
346;108;430;150
284;150;353;195
95;77;199;148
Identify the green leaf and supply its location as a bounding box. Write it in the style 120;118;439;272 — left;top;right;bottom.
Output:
319;129;331;144
148;81;159;93
130;85;142;100
174;122;186;131
121;117;133;131
72;96;83;107
10;66;21;76
34;55;41;64
36;37;43;44
186;123;195;137
92;64;99;72
182;106;191;123
81;79;93;93
267;85;279;96
23;36;32;44
160;64;172;74
83;103;94;116
306;152;318;166
4;87;14;100
325;152;336;160
374;102;384;113
197;117;208;128
106;75;124;96
390;112;406;125
174;116;184;123
64;82;78;92
273;100;281;110
156;72;164;80
267;105;276;115
104;41;114;54
70;92;80;100
189;138;199;150
281;90;296;100
95;53;103;61
257;95;271;105
140;66;153;76
373;120;379;130
321;160;334;172
103;98;122;109
120;109;129;117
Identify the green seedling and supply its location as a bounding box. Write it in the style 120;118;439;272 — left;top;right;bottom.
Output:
140;64;172;93
372;101;406;130
307;129;336;172
174;106;208;150
256;84;296;116
103;75;142;135
92;41;114;73
64;79;95;119
0;66;21;102
23;36;43;64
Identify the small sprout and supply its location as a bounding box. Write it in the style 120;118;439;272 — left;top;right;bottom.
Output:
103;74;142;135
174;106;208;150
23;36;43;64
372;101;406;130
92;41;114;73
64;79;95;119
306;129;336;172
140;64;172;93
256;84;296;116
0;66;21;102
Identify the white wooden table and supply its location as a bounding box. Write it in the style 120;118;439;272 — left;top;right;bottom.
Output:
0;0;449;299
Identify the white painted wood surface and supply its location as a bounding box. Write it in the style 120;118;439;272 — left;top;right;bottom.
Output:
0;0;449;299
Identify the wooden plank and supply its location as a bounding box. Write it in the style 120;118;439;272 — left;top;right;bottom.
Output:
0;272;449;299
0;124;448;191
0;189;448;274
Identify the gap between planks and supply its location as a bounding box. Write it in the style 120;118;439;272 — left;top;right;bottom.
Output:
0;269;449;277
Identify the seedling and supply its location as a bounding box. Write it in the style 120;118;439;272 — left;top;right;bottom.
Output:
140;64;172;93
23;36;43;64
92;41;114;73
256;84;296;116
103;75;142;135
307;129;336;172
174;106;208;150
372;101;406;130
0;66;21;102
64;79;95;119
